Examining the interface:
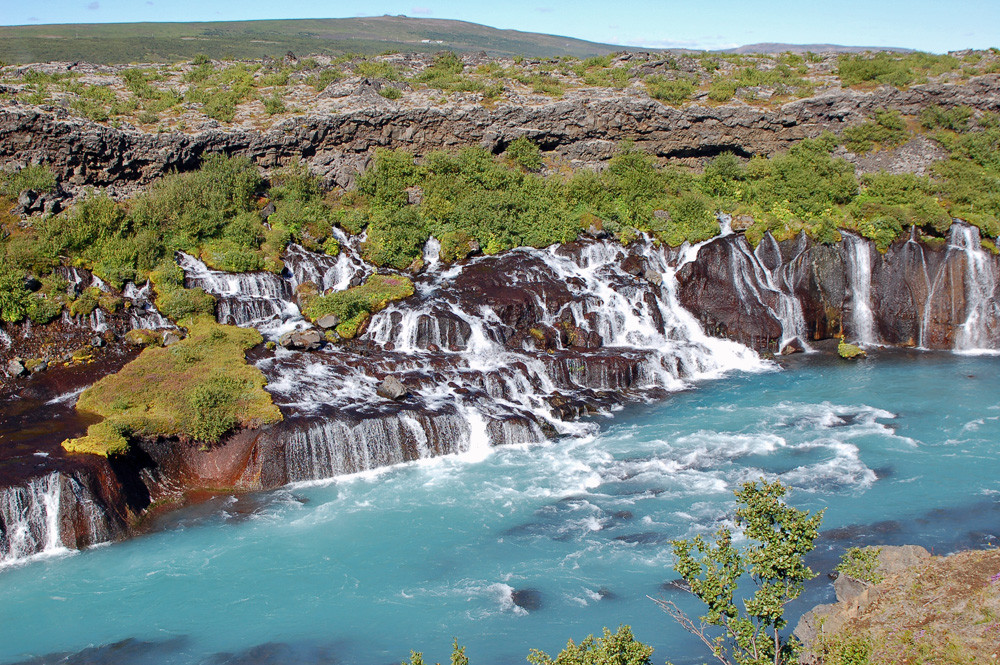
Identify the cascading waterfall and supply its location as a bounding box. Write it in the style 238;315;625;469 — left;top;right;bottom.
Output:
0;473;66;566
721;234;810;351
122;281;174;330
951;225;1000;352
256;232;768;486
842;232;878;346
177;252;301;335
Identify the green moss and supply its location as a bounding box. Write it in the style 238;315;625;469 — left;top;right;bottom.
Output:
69;287;101;317
62;316;281;455
303;274;414;336
838;338;867;359
842;110;910;154
124;328;162;347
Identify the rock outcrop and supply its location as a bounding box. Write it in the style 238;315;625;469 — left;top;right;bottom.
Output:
2;77;1000;193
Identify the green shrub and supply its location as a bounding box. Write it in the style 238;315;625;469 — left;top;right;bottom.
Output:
527;626;652;665
156;286;216;322
355;60;399;80
262;91;286;115
837;546;884;584
707;77;737;102
645;75;694;105
842;110;909;153
505;136;543;172
379;86;402;100
919;105;974;132
0;164;56;197
361;207;426;269
838;53;915;87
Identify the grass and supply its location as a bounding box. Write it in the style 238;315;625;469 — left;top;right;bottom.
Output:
62;315;282;456
302;274;415;339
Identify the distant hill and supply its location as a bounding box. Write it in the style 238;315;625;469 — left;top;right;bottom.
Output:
0;15;638;64
721;42;912;54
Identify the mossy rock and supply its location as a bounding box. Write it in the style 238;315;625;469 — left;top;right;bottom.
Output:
62;421;129;457
304;274;415;326
62;316;282;456
125;328;163;347
838;339;867;359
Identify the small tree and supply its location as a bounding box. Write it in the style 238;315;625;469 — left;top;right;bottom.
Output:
652;480;823;665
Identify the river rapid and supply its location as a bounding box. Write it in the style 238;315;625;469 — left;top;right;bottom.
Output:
1;350;998;665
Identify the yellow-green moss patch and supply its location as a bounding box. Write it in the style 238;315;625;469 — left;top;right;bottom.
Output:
302;274;414;340
62;315;282;456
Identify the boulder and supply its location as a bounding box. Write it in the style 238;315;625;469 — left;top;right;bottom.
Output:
161;331;182;347
278;328;323;351
643;268;663;286
376;375;409;400
621;254;645;277
316;314;340;330
89;335;105;348
780;338;806;355
511;588;543;612
6;359;27;378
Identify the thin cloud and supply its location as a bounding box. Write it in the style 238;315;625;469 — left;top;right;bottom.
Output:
86;1;99;9
411;6;432;15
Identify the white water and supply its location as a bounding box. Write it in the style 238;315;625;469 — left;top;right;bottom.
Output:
842;232;878;346
0;473;69;567
952;225;1000;352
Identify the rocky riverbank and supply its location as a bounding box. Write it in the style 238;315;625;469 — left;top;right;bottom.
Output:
796;544;1000;663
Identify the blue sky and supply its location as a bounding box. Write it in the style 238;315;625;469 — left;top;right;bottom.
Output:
1;0;997;53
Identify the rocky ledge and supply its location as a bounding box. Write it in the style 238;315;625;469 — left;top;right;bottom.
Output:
2;76;1000;198
796;545;1000;663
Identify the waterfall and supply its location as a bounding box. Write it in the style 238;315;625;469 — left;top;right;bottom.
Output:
842;232;878;346
952;225;1000;352
123;281;175;330
0;473;66;566
256;232;769;486
177;252;302;335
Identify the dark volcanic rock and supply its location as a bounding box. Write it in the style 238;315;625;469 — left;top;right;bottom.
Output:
278;329;323;351
511;587;543;611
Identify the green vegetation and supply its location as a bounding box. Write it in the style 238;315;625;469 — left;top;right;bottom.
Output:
656;480;823;665
837;546;883;584
841;110;909;153
528;626;653;665
0;164;56;197
62;315;282;456
303;274;414;339
838;338;867;359
0;155;349;325
838;51;962;88
645;75;694;105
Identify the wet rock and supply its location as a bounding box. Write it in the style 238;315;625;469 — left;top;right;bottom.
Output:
278;329;323;351
621;254;645;277
316;314;340;329
89;335;105;348
260;201;276;220
511;587;543;611
161;331;181;347
643;268;663;286
23;275;42;292
6;359;27;378
376;375;409;400
780;338;805;355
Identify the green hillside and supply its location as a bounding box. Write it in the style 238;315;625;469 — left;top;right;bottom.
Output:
0;15;633;64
